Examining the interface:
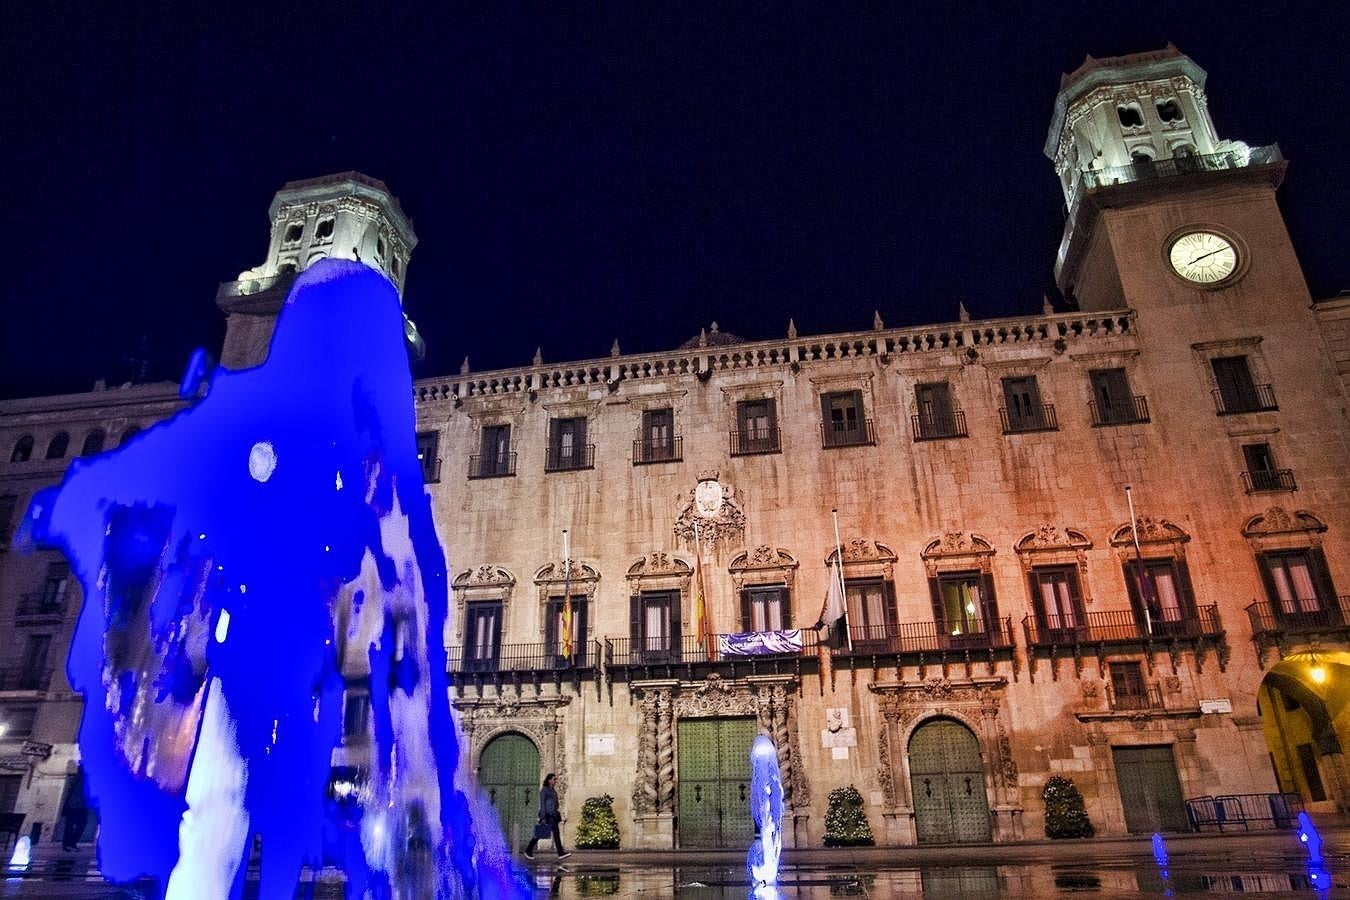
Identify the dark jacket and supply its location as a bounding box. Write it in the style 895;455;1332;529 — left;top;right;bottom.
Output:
539;784;560;823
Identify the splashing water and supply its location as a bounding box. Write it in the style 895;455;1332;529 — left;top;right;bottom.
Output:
22;260;528;898
746;735;783;890
1297;812;1332;894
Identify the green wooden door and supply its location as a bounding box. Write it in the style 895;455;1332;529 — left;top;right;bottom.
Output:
1113;745;1189;833
678;717;757;848
479;733;540;850
909;718;992;844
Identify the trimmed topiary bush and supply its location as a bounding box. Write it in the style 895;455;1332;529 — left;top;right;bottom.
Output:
1042;775;1094;838
575;794;620;849
823;785;875;846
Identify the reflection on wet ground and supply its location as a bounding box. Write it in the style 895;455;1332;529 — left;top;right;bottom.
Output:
523;850;1342;897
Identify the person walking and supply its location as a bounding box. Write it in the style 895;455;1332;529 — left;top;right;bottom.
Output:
523;773;570;860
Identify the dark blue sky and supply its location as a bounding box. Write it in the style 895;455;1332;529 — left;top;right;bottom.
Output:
3;3;1348;399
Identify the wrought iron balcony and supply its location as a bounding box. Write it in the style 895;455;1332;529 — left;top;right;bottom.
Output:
419;457;442;484
604;631;819;680
633;436;683;465
912;410;969;441
1079;144;1284;192
468;452;517;479
999;404;1058;434
1023;606;1224;647
544;444;595;472
730;427;781;456
1241;469;1296;493
1106;682;1164;712
1212;383;1278;415
820;418;875;449
1089;395;1150;426
837;617;1015;657
1247;596;1350;638
15;593;65;622
447;639;601;676
0;667;53;692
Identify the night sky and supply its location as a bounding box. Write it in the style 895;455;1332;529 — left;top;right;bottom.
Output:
3;4;1348;400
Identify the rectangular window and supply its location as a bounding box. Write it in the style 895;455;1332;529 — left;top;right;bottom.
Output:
1001;376;1054;432
0;495;16;549
41;563;71;609
1109;662;1152;710
734;398;779;455
0;775;21;814
1259;550;1338;625
1124;559;1197;636
547;417;590;471
475;424;513;478
742;585;789;633
342;692;370;740
1212;356;1271;413
1090;368;1144;425
1030;566;1086;637
415;431;440;483
638;409;678;463
844;579;895;651
914;383;965;439
546;596;589;666
820;390;870;447
1242;443;1292;492
463;602;502;672
933;572;996;641
635;590;678;663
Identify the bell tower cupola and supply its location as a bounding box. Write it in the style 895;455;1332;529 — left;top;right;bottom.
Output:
216;173;421;369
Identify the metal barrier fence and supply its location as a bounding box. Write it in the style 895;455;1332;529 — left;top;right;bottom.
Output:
1185;793;1304;832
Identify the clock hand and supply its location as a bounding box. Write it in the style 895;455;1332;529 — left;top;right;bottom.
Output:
1187;248;1228;265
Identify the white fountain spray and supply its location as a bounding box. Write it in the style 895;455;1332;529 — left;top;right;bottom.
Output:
746;734;784;894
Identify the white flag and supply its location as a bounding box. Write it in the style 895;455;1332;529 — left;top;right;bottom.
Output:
818;559;846;637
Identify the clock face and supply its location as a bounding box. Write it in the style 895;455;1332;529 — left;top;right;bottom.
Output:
1168;231;1239;285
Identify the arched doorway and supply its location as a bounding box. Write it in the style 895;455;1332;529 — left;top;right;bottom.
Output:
1259;652;1350;812
908;718;991;843
478;733;540;850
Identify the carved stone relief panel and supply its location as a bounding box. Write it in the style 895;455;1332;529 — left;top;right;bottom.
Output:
827;539;897;581
454;694;572;793
534;559;602;639
728;546;799;591
450;565;516;642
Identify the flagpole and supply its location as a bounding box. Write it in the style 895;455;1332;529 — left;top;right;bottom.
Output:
562;528;574;663
1125;486;1153;636
693;521;711;660
832;508;852;652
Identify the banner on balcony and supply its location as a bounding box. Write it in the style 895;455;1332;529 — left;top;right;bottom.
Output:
719;629;802;656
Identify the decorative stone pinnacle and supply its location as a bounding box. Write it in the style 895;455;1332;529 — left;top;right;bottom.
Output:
1042;294;1055;315
533;347;543;366
787;318;797;340
958;302;971;323
610;339;621;357
459;356;470;375
698;328;708;348
873;310;884;331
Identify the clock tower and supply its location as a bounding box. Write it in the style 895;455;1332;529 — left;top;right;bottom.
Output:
1045;45;1304;324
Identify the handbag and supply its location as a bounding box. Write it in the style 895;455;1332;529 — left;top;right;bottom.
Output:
533;820;552;840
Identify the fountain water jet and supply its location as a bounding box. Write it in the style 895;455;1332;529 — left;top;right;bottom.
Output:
745;735;783;892
22;260;528;898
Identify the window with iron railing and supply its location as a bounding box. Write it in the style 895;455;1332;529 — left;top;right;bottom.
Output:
820;390;874;448
471;425;515;479
1000;377;1058;433
1211;356;1277;414
1241;443;1295;492
733;398;780;455
462;602;503;673
634;409;681;464
1108;662;1160;711
415;431;441;484
913;382;968;440
546;417;593;471
1089;369;1150;425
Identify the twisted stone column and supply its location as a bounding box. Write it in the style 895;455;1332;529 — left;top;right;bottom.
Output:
632;692;659;814
656;691;676;812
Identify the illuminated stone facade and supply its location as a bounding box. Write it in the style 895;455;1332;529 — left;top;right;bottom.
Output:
2;50;1349;851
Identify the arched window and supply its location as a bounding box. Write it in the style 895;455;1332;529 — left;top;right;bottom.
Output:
1117;105;1144;128
10;435;34;463
80;429;106;456
45;433;70;460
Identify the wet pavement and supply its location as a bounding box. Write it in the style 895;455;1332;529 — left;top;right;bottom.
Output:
1;826;1346;897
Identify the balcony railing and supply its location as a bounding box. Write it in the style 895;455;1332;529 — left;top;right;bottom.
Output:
1089;395;1150;426
820;418;876;449
468;452;517;479
606;631;818;668
633;436;683;465
912;410;969;441
544;444;595;472
1213;384;1278;415
1023;606;1224;646
1241;469;1297;493
1247;596;1350;637
730;427;781;456
1080;144;1284;191
447;639;600;675
0;667;53;692
1186;793;1304;833
15;593;65;621
419;457;442;484
999;404;1058;434
1107;682;1164;712
838;618;1015;656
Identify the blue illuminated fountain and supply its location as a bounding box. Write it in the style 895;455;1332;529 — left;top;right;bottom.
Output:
1297;812;1331;894
745;735;783;896
22;260;528;898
